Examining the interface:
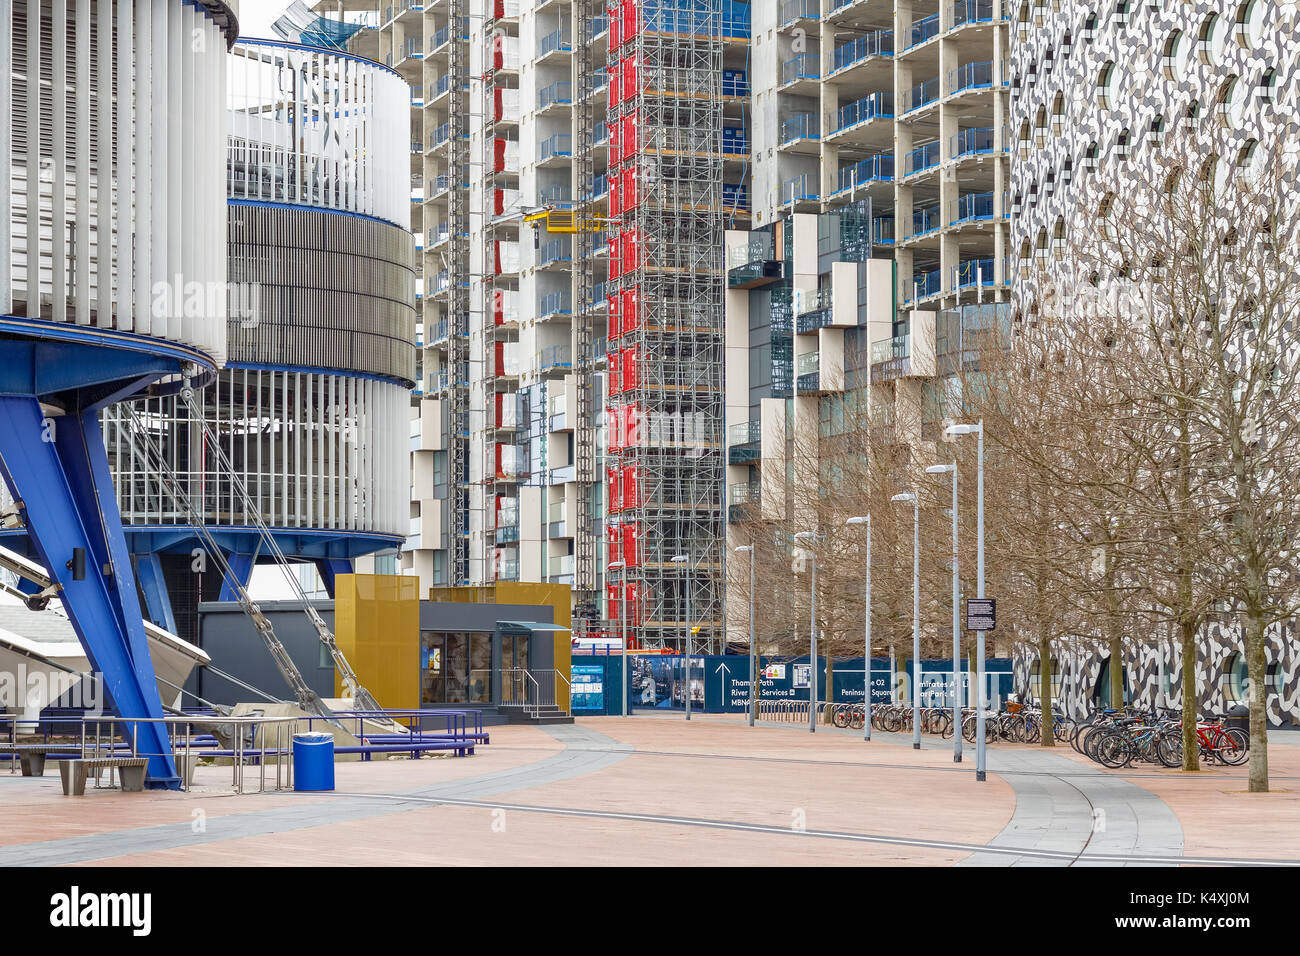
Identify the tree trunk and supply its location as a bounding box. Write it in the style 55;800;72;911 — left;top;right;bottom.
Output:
1245;609;1270;793
823;658;835;723
1109;633;1125;711
1039;633;1054;747
1180;618;1200;772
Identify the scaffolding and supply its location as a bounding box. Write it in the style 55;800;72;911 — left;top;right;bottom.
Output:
572;0;602;626
481;1;523;582
448;0;473;585
605;0;728;651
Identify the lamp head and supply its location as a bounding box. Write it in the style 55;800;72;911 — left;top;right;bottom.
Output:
925;464;955;475
891;492;916;503
670;555;688;563
943;423;982;438
734;545;753;553
845;516;870;526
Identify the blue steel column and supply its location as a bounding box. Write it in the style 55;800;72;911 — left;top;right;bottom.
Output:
314;558;353;599
218;551;256;602
134;552;178;634
0;397;180;787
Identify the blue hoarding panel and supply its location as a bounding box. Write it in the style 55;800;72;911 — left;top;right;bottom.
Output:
571;655;1013;715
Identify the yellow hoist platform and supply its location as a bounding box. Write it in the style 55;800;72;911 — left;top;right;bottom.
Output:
524;208;606;234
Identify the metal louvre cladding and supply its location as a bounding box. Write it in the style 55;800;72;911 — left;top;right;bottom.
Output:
104;369;410;537
227;203;417;384
1;0;231;363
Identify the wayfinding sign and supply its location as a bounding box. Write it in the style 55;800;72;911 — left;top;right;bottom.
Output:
966;598;996;631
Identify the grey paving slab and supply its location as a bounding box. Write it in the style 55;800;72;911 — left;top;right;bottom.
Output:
0;724;632;866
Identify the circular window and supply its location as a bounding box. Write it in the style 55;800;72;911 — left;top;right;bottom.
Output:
1217;75;1247;127
1225;651;1248;702
1258;66;1278;104
1235;0;1262;48
1162;30;1186;81
1236;138;1263;184
1097;61;1119;109
1199;14;1225;65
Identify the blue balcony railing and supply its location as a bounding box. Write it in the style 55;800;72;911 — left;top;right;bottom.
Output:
539;291;572;318
912;204;942;238
903;76;940;113
905;140;941;177
954;258;997;289
539;28;572;57
781;54;819;86
951;191;995;225
908;12;940;48
539;236;573;266
538;81;572;109
836;153;894;192
952;126;998;158
781;113;820;144
949;60;1000;94
951;0;996;29
831;29;893;73
781;173;818;205
872;216;895;246
835;92;894;132
911;269;943;301
539;133;573;161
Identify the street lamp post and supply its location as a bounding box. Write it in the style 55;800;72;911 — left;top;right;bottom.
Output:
794;531;821;734
945;421;986;781
927;463;961;763
891;491;921;749
735;544;756;726
609;560;627;717
670;554;691;720
845;516;871;742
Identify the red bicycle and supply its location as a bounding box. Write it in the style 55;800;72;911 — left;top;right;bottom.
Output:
1187;719;1250;766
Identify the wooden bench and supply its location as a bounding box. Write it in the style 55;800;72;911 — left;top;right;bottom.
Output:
59;757;149;796
11;744;78;778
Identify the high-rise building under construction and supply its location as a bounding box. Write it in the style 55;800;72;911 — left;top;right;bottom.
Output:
322;0;750;651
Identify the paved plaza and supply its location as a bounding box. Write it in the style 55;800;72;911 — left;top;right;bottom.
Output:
2;718;1299;867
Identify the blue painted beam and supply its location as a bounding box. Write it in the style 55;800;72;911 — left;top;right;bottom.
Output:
0;397;179;787
134;553;178;635
315;558;353;599
219;551;257;603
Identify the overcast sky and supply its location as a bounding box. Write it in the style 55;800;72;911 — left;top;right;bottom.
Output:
239;1;281;40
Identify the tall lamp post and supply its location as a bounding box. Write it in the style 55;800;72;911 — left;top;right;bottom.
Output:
735;544;756;726
670;553;692;720
608;560;627;717
926;462;961;763
891;491;921;749
845;516;871;742
945;421;986;781
794;530;821;734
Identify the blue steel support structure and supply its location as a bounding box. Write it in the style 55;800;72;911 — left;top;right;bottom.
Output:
134;553;179;634
0;321;221;789
0;397;180;788
218;550;257;603
315;558;353;599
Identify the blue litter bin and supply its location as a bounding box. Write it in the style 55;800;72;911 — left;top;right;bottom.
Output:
293;732;335;792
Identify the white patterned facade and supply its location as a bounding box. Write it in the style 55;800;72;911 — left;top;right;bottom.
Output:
1009;0;1300;724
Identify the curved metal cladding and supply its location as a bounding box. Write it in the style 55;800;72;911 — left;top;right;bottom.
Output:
226;202;416;383
103;35;416;543
0;0;236;366
227;38;411;230
109;371;410;537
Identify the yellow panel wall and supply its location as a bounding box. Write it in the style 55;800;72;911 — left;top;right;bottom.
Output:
334;573;420;709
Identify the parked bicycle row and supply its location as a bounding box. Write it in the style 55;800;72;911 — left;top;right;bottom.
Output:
824;701;1072;743
1070;707;1248;768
